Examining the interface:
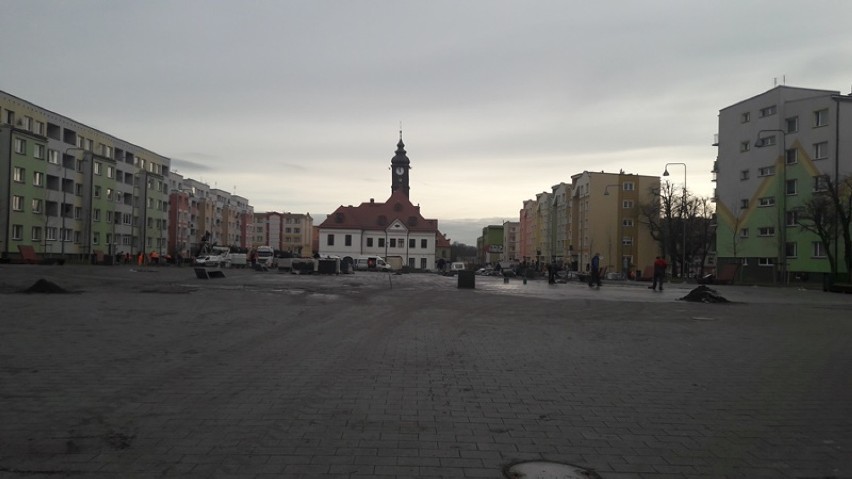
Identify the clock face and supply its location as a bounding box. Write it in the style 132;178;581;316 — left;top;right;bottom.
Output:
395;167;405;175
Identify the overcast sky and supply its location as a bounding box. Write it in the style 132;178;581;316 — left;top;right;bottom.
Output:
3;1;852;244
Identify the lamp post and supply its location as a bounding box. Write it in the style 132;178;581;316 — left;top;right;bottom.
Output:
755;129;787;285
663;163;687;279
62;147;85;259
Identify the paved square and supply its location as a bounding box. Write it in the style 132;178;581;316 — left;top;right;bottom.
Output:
1;265;851;478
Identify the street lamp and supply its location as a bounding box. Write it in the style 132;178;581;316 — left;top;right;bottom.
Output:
755;129;788;285
663;163;687;279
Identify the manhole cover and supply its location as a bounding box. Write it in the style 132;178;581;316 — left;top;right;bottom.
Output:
504;461;601;479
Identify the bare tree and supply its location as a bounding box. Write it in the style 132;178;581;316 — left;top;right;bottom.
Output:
689;196;716;276
798;174;852;282
640;181;679;273
797;191;838;277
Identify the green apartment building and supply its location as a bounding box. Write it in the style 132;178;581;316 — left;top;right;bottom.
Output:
714;86;852;283
1;90;171;263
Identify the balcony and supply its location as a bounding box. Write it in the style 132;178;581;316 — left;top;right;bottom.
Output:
712;133;719;146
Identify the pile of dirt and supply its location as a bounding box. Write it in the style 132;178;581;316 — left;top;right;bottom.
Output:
20;279;70;294
679;285;729;303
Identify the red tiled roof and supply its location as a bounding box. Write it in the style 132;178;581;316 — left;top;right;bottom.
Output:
319;191;439;233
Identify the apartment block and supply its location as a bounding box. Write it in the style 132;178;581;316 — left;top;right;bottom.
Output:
551;182;572;262
1;90;170;262
569;171;659;276
502;221;519;262
478;224;504;265
253;211;313;256
714;85;852;283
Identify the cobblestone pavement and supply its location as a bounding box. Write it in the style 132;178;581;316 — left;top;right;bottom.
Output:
1;265;851;478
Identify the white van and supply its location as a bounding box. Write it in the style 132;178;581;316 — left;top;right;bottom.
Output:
354;256;392;272
448;262;466;275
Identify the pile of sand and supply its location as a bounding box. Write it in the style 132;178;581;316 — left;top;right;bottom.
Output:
20;279;70;294
679;285;729;303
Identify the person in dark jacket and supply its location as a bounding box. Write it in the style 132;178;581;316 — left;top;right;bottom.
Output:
588;253;602;288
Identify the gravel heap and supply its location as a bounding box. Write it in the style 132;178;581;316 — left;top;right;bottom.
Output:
20;279;70;294
679;285;729;303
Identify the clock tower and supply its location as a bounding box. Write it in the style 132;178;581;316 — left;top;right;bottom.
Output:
390;130;410;198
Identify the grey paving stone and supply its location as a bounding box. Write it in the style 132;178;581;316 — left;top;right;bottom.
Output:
1;266;851;478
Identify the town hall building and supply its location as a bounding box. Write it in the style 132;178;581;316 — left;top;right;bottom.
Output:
317;134;443;270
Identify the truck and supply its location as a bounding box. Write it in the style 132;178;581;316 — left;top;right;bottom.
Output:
255;246;275;268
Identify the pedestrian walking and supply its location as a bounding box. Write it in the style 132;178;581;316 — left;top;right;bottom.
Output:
649;256;667;291
588;253;602;288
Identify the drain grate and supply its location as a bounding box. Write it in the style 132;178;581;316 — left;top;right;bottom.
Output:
504;460;601;479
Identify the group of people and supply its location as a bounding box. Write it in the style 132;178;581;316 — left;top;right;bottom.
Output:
586;253;668;291
114;250;179;266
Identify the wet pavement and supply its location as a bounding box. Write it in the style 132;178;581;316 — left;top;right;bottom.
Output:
1;264;851;478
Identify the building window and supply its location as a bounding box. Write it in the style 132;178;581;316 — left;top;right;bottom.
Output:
421;258;427;269
758;166;775;177
93;232;99;245
31;198;42;213
759;105;777;117
814;142;828;160
409;238;416;248
813;241;826;258
786;210;799;227
327;234;334;246
740;199;749;209
345;234;352;246
46;227;57;241
94;185;101;198
758;135;776;147
740;141;751;152
622;236;633;246
741;112;751;123
48;149;59;164
785;242;797;258
33;171;44;186
740;169;750;180
421;239;428;248
11;225;23;240
786;116;799;133
34;144;44;159
785;148;798;164
786;179;798;195
622;182;634;191
758;197;775;207
31;226;42;241
739;228;749;238
12;195;24;211
93;209;101;222
814;109;829;127
390;238;397;248
622;218;634;227
13;167;25;182
106;166;114;179
758;257;775;266
378;238;385;248
814;175;830;192
94;162;101;175
367;237;374;247
14;138;26;154
622;200;634;208
758;226;775;237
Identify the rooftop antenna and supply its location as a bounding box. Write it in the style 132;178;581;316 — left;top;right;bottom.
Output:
399;121;403;141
